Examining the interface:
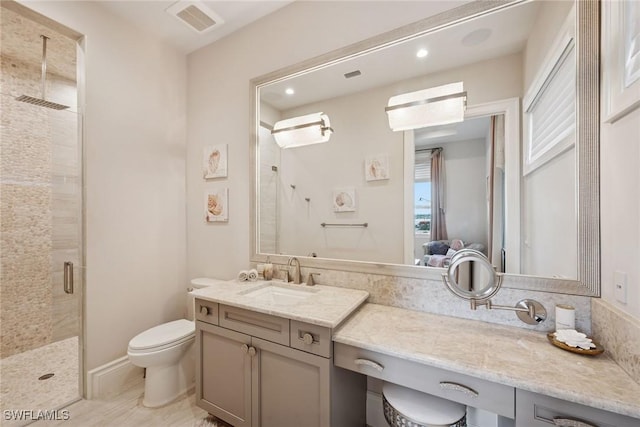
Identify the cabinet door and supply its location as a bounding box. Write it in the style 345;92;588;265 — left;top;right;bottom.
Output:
196;322;252;427
252;337;330;427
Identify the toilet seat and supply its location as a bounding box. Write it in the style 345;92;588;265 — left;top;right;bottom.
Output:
128;319;195;353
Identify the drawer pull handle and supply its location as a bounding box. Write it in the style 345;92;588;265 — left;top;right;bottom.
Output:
439;381;479;397
200;305;210;315
241;344;249;353
553;418;597;427
248;346;257;357
354;358;384;372
301;333;314;345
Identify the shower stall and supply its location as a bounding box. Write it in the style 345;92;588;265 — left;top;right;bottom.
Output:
0;3;83;421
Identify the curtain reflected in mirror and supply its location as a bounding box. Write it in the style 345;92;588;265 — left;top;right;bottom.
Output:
413;115;505;273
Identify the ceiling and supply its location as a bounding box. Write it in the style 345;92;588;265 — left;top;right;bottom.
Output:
96;0;294;54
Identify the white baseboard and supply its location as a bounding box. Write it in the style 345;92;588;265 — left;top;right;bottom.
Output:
86;356;143;400
366;391;387;427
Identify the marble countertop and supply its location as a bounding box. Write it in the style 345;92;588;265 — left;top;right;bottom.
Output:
333;303;640;419
191;279;369;328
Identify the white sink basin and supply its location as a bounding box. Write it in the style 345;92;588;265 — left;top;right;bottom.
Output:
241;283;318;305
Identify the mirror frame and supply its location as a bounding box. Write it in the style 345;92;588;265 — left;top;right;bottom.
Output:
250;0;600;296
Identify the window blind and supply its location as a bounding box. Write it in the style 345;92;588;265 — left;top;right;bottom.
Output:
527;41;576;162
414;150;432;182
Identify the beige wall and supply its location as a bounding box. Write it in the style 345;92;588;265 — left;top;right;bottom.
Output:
20;0;188;371
601;107;640;320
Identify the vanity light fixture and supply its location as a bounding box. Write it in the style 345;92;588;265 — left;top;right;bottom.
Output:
271;112;333;149
385;82;467;131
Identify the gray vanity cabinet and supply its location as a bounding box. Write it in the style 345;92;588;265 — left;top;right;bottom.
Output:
195;300;366;427
252;337;330;427
515;389;639;427
198;322;253;427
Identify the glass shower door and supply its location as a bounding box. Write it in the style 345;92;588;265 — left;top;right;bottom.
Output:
0;88;83;425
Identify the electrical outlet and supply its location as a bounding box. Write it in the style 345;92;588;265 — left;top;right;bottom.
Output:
614;271;627;304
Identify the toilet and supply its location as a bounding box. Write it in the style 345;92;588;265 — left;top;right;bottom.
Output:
382;382;467;427
127;278;225;407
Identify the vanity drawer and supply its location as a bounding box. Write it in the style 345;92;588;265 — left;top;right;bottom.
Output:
516;389;639;427
195;299;219;325
290;320;331;358
334;342;515;418
219;304;290;346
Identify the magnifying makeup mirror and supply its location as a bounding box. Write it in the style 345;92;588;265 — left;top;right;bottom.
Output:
442;249;546;325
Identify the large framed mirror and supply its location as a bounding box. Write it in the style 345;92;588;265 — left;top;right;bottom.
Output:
250;0;599;296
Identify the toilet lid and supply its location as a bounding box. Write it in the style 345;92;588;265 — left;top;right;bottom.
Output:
129;319;195;350
383;382;466;425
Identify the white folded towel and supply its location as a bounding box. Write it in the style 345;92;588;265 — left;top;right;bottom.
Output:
248;269;258;281
237;270;249;281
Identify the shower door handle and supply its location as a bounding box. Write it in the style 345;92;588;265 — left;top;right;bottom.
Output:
64;261;74;294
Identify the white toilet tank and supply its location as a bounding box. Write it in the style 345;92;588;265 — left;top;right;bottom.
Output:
186;278;228;320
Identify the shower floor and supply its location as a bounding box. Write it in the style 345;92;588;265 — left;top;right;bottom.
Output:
0;336;79;426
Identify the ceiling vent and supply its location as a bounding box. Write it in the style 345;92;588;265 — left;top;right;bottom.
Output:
166;1;224;34
344;70;362;79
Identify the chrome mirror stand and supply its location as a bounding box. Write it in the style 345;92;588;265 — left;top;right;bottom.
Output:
468;297;547;325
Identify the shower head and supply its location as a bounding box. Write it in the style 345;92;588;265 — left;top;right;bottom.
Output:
15;95;68;110
15;35;69;110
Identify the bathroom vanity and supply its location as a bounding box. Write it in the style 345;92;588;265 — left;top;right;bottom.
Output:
192;281;640;427
191;281;369;427
333;303;640;427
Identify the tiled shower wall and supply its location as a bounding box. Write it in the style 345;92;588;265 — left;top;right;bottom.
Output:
0;7;80;358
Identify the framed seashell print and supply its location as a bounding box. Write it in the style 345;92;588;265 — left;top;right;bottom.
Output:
205;188;228;222
203;144;228;179
333;188;356;212
365;154;390;181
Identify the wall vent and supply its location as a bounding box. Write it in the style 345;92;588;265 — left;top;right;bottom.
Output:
344;70;362;79
166;1;224;34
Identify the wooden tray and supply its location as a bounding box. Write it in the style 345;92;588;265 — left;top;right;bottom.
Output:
547;333;605;356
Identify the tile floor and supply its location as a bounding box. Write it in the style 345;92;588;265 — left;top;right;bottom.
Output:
32;383;210;427
1;337;79;427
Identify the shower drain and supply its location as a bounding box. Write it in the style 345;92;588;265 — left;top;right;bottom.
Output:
38;373;55;380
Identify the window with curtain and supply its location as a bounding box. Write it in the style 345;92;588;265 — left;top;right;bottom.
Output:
414;150;432;234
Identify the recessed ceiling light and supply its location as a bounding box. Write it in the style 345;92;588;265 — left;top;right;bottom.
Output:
462;29;492;47
285;88;295;95
416;49;428;59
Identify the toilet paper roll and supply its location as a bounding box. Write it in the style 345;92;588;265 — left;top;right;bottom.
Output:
248;269;258;281
237;270;249;281
555;304;575;330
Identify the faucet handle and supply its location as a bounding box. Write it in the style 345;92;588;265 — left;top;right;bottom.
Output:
306;273;320;286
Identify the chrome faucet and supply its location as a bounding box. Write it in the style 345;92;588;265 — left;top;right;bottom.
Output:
287;257;301;284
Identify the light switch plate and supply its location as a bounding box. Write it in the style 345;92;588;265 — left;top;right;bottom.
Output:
614;270;627;304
